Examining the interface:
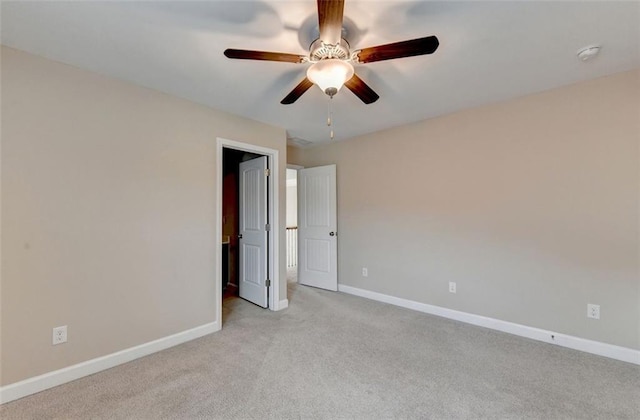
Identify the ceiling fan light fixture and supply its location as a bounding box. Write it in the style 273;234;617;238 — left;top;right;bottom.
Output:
306;59;354;97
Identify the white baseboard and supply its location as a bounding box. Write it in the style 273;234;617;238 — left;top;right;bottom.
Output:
0;321;220;404
338;284;639;366
277;299;289;310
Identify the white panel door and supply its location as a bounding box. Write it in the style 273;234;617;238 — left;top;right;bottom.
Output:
298;164;337;291
239;156;268;308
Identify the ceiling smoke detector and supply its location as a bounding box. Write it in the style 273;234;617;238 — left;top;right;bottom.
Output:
577;45;601;61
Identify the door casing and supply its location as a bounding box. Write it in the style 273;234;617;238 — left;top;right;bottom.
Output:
215;138;284;328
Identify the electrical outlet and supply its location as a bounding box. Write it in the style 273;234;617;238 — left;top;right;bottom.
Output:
449;282;457;293
362;267;368;277
53;326;67;345
587;304;600;320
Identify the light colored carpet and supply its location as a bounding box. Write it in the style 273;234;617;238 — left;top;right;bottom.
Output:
2;273;639;419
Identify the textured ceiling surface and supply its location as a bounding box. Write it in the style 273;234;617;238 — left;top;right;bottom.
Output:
2;1;639;145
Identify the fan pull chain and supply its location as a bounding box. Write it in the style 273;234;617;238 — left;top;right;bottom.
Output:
327;97;334;140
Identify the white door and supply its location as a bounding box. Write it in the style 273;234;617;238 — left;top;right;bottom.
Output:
298;164;337;291
239;156;269;308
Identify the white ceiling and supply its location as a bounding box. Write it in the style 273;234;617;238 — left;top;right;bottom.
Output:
2;1;639;146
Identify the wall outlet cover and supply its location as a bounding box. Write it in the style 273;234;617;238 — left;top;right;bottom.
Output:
53;325;68;345
449;282;457;293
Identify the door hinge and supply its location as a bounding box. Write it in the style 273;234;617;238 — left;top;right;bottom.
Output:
265;223;270;231
265;279;271;287
265;168;271;177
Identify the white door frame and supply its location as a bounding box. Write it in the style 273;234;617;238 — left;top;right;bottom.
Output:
215;138;282;326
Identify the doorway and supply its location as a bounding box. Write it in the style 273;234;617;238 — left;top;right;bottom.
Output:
286;166;300;283
216;138;283;326
221;148;263;301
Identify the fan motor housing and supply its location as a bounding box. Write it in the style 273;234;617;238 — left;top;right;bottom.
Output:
309;38;351;62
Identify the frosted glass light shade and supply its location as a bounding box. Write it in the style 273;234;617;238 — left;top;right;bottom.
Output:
306;59;355;95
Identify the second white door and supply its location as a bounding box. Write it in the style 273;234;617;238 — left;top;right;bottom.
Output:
239;156;269;308
298;164;337;291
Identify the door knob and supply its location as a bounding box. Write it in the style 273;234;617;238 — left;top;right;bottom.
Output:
329;232;336;236
238;234;243;239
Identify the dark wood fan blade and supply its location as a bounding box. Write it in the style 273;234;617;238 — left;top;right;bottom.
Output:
317;0;345;45
344;74;379;104
356;36;439;63
224;49;305;64
281;78;314;104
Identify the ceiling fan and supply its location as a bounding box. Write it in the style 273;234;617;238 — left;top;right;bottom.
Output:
224;0;439;105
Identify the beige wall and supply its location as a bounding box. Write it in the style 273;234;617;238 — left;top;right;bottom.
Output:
291;70;640;350
0;46;287;385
